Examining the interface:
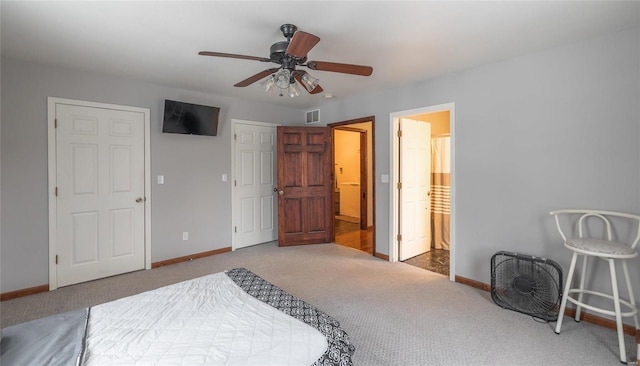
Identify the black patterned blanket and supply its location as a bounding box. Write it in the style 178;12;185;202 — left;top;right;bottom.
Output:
226;268;356;366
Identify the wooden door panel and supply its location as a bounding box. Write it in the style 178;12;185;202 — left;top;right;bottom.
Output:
278;126;332;246
283;152;302;188
283;198;303;234
307;152;327;186
307;197;328;232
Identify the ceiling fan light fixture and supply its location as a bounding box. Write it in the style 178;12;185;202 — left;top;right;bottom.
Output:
274;69;291;89
261;75;276;92
288;82;300;98
300;72;319;92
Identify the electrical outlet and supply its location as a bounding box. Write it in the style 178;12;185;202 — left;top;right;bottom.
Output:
182;232;188;241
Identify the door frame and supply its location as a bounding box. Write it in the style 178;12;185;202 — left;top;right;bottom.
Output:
389;103;455;281
333;126;368;229
328;116;375;254
230;119;279;250
47;97;151;290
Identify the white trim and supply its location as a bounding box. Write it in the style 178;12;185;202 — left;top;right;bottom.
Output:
389;102;456;282
47;97;151;290
230;119;280;251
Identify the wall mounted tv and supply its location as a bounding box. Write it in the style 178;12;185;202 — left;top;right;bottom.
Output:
162;99;220;136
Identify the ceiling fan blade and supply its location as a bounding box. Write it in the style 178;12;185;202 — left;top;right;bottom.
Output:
294;72;324;94
234;68;279;87
199;51;271;63
309;83;323;95
306;61;373;76
286;31;320;59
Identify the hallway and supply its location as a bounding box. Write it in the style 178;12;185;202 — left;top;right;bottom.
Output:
334;216;373;255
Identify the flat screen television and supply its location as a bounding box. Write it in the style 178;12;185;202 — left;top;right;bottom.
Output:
162;99;220;136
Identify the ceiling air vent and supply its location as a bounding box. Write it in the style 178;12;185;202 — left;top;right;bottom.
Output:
305;109;320;124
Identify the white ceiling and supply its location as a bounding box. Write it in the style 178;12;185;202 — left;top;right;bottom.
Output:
2;1;638;109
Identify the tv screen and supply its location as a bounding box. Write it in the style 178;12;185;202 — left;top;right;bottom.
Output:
162;99;220;136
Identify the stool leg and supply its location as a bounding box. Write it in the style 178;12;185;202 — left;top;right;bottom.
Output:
621;260;639;329
556;252;578;334
575;254;588;322
608;259;627;364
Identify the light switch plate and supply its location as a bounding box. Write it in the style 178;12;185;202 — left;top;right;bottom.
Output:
381;174;389;183
157;175;164;184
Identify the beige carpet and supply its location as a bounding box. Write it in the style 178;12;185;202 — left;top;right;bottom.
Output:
1;242;635;365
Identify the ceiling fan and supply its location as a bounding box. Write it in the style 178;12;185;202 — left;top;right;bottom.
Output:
199;24;373;97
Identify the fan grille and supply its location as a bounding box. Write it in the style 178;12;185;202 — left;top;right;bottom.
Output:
491;251;563;322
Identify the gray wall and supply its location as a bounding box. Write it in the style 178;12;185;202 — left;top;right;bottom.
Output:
2;27;639;318
0;59;302;292
317;28;640;310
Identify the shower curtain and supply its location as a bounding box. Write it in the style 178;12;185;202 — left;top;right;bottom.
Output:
431;136;451;250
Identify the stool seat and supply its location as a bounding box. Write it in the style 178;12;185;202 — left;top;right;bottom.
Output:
550;209;640;364
565;237;638;259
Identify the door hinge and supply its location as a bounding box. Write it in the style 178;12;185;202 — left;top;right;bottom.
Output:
54;118;58;128
234;226;237;233
234;180;237;187
397;182;402;189
55;187;58;196
397;129;402;137
55;255;58;264
397;234;402;242
234;133;237;140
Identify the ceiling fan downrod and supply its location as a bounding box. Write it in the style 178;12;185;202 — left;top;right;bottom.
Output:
280;24;297;41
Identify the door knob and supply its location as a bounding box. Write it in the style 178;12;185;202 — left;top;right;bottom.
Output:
279;191;284;195
136;197;143;203
273;187;278;192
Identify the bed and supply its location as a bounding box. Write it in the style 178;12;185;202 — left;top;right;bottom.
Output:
0;268;355;366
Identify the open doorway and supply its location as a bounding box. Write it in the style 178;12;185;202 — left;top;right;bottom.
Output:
390;103;455;280
329;116;375;255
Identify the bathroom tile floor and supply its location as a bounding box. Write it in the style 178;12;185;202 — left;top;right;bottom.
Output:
403;249;450;277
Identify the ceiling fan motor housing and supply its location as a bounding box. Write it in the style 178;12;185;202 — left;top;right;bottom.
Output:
269;41;288;63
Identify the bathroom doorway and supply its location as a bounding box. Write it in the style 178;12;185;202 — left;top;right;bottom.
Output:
402;110;451;276
390;103;454;280
329;117;375;255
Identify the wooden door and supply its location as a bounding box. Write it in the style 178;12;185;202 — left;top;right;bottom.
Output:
277;126;333;246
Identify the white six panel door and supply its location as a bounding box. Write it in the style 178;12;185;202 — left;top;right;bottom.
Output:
399;118;431;261
56;104;145;287
234;122;277;249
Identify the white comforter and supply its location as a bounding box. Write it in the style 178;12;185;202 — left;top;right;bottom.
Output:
83;272;328;365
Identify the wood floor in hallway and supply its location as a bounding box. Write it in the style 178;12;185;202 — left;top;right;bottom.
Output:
334;217;373;255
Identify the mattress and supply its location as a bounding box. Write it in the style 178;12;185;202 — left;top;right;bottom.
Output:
0;268;355;366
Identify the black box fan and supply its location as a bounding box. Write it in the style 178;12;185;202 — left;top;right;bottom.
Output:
491;251;563;322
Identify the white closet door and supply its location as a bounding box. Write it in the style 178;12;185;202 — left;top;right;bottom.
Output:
56;104;145;287
234;122;277;249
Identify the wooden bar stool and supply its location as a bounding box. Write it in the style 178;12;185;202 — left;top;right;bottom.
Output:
550;209;640;364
